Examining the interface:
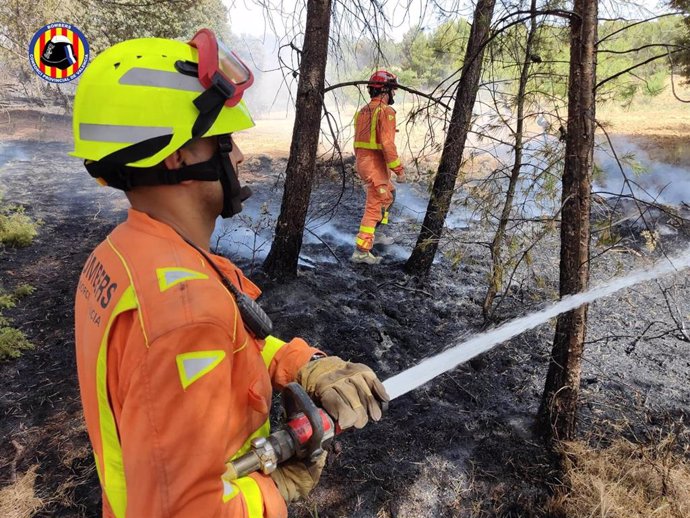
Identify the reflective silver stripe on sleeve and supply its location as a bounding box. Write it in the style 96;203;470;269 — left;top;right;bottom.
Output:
119;68;204;92
79;124;173;143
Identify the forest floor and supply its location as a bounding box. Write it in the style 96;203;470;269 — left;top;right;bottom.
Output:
1;107;690;517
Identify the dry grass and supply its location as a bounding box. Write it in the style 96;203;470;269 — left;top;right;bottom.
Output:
598;80;690;135
0;465;44;518
547;436;690;518
598;79;690;164
2;415;96;516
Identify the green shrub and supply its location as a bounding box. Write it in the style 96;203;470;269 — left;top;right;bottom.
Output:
0;326;33;360
0;293;15;309
0;286;34;361
14;284;35;298
0;206;38;247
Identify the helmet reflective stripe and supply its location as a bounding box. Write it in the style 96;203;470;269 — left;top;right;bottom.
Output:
119;68;203;92
52;35;72;44
79;123;173;143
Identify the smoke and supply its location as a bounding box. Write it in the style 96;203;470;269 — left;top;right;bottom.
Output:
595;137;690;206
0;142;30;170
211;179;477;265
234;33;297;119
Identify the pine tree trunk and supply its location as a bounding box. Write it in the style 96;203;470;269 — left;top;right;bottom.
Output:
263;0;332;280
482;0;538;319
539;0;598;442
405;0;497;276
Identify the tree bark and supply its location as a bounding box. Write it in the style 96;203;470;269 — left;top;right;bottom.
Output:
482;0;538;319
263;0;332;280
539;0;598;442
405;0;497;275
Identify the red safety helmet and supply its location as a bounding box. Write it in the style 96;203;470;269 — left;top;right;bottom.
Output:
368;70;398;90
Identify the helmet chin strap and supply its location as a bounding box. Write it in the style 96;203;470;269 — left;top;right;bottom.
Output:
85;134;251;217
217;135;252;218
387;89;395;106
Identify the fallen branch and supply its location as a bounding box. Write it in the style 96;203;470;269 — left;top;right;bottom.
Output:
324;81;452;111
383;282;433;297
304;227;342;265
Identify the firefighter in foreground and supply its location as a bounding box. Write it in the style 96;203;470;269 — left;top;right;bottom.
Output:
72;31;389;518
351;70;406;264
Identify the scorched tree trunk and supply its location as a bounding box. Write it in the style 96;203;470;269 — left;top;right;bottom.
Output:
539;0;598;442
404;0;496;276
263;0;332;279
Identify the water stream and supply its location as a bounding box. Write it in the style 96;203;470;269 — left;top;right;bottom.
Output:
383;246;690;400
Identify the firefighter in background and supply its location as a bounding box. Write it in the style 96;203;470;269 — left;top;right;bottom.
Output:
72;30;389;518
351;70;406;265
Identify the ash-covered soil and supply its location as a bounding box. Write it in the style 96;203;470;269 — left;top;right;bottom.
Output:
1;138;689;518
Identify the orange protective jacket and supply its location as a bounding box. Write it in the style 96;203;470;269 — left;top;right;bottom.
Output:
353;97;401;185
74;209;320;518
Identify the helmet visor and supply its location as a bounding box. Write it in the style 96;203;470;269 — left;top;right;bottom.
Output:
190;28;254;107
217;40;251;85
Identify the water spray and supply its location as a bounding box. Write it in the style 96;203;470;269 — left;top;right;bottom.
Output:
383;245;690;399
228;246;690;478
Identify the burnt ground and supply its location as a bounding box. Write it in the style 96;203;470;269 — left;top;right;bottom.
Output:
1;131;690;517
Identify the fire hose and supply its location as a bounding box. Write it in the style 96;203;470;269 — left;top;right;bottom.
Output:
226;382;342;480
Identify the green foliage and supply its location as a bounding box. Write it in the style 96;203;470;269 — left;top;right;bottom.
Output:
597;16;685;102
0;326;33;361
0;192;37;362
0;208;38;247
14;284;36;298
0;193;38;248
0;0;230;104
394;14;683;107
673;2;690;79
71;0;230;54
0;286;34;361
399;21;471;88
0;294;15;309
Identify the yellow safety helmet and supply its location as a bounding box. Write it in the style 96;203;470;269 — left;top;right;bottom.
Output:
71;36;255;169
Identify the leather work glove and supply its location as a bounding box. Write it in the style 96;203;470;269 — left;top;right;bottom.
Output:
296;356;390;430
270;451;327;503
